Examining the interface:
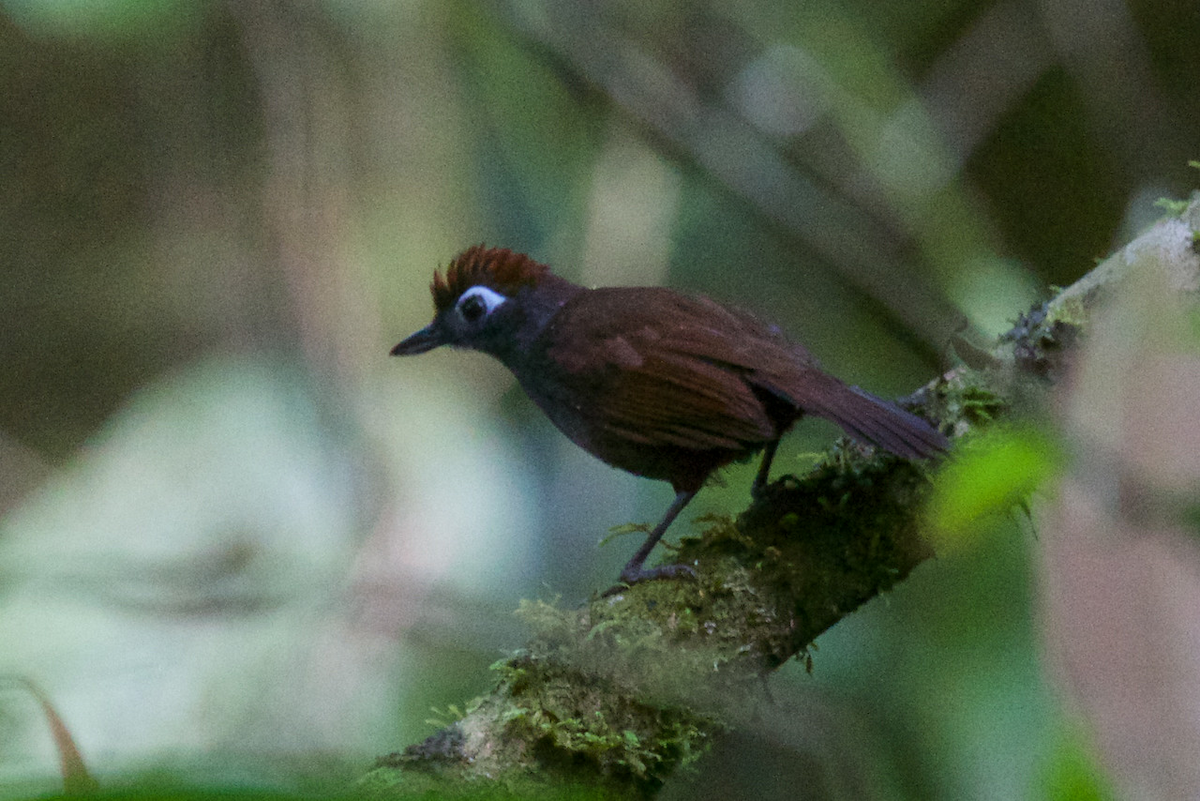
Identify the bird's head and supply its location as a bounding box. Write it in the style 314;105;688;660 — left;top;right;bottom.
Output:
391;245;575;361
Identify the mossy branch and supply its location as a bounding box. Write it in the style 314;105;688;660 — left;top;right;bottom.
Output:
361;194;1200;800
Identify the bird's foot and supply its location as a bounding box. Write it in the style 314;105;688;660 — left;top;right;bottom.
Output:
614;562;697;588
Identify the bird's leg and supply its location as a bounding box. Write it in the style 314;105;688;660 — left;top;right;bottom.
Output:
618;489;699;584
752;438;781;497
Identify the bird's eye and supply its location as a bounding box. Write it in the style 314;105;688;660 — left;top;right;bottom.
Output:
456;285;508;324
460;294;486;322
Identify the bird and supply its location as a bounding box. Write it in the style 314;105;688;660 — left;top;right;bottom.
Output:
391;245;948;584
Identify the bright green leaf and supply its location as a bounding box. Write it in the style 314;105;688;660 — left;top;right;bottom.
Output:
925;426;1064;551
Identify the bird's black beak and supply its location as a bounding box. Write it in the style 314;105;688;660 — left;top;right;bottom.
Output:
390;323;445;356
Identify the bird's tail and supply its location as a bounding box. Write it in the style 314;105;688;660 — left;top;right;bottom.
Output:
786;373;948;459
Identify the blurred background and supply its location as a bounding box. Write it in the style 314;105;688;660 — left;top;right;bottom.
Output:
0;0;1197;798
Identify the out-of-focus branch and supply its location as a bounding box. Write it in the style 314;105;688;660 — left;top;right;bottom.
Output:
493;4;962;356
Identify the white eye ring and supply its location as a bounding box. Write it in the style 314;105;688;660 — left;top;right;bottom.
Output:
456;285;508;322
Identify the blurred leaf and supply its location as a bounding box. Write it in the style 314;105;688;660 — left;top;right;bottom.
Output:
5;677;97;795
1037;728;1116;801
925;426;1064;551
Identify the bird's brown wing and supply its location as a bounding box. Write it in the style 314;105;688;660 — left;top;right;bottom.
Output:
534;286;947;460
535;287;795;451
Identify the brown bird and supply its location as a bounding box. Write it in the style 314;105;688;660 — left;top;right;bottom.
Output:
392;246;948;584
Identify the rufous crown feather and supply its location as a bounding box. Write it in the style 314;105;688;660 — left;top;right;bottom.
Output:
431;245;550;312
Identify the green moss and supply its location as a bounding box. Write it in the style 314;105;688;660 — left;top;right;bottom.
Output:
1048;292;1088;329
459;458;940;791
930;371;1007;430
669;449;935;665
450;595;726;791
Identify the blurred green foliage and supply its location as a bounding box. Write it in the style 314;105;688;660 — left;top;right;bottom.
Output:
1038;728;1117;801
925;424;1064;552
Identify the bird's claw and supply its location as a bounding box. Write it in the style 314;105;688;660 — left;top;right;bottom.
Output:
617;562;698;586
